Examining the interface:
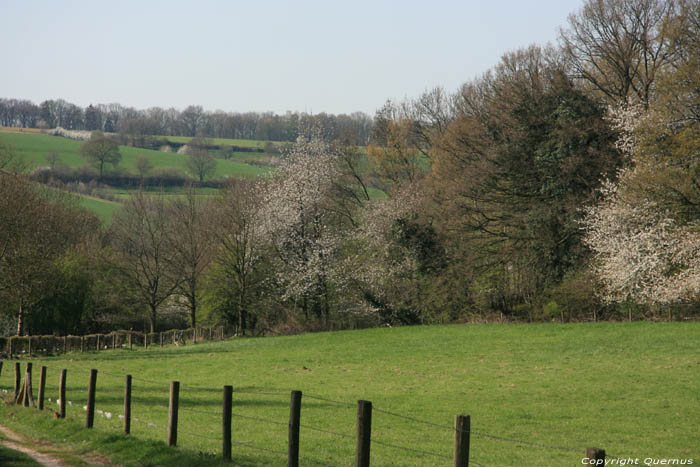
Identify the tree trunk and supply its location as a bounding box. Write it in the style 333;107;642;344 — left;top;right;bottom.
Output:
16;303;24;336
150;304;157;333
190;296;196;329
238;291;246;336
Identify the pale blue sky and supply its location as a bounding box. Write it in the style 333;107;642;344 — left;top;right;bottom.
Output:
1;0;584;115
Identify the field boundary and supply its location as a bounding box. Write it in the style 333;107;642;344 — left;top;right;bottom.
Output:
1;326;227;359
0;360;622;467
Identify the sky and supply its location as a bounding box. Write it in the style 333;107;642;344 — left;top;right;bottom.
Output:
1;0;585;116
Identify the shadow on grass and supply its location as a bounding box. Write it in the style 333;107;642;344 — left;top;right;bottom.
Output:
0;398;280;466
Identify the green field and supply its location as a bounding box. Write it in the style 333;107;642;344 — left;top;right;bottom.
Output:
75;194;122;224
0;133;270;179
0;323;697;466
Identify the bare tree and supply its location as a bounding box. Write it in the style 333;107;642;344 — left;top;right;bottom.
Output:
559;0;678;106
168;186;215;328
0;172;99;335
109;191;182;332
214;181;266;334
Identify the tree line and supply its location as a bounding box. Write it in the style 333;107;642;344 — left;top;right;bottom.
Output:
0;99;373;145
2;0;699;337
365;0;700;322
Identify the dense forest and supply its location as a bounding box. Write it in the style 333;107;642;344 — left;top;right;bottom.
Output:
1;0;699;337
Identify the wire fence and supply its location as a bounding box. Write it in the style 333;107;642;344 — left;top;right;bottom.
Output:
0;325;229;359
0;360;629;466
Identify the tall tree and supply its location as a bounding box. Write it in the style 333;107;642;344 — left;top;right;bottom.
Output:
185;137;217;182
582;0;700;307
84;104;102;131
0;172;99;335
109;192;182;332
259;138;344;324
559;0;678;106
168;186;215;328
214;181;267;333
79;132;121;177
430;46;621;311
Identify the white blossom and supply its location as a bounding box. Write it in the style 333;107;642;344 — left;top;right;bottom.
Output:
582;177;700;305
259;138;343;305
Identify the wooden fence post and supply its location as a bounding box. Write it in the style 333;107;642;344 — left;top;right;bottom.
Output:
14;362;20;400
59;369;67;418
86;369;98;428
21;362;34;407
288;390;302;467
454;414;470;467
128;332;132;350
63;336;68;354
124;375;132;435
112;333;116;350
168;381;179;446
38;366;47;410
80;336;84;352
28;337;31;357
585;448;605;465
355;400;372;467
222;385;232;461
144;333;148;349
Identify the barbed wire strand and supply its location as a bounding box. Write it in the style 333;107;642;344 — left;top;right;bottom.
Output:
469;429;581;453
234;389;289;396
230;411;288;428
373;406;582;454
370;437;451;460
178;427;222;442
179;406;222;417
232;440;288;457
131;416;167;431
373;406;455;431
300;423;354;440
304;393;355;408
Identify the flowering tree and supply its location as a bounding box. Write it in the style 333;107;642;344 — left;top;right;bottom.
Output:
582;12;700;310
259;137;344;324
581;178;700;305
346;185;426;322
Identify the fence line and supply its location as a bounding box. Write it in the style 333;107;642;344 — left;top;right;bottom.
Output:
0;360;620;466
1;325;229;358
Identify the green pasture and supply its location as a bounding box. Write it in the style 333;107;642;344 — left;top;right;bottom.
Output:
75;195;122;224
0;323;697;466
0;133;269;179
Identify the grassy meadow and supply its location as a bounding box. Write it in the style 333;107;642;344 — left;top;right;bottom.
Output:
0;133;270;179
1;322;698;466
74;195;123;224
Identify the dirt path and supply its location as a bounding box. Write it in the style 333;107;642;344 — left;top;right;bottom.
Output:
0;425;65;467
